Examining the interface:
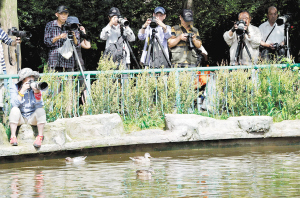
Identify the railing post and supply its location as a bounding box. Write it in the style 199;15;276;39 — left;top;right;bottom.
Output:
175;70;180;113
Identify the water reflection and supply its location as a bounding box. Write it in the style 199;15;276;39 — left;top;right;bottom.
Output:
0;145;300;197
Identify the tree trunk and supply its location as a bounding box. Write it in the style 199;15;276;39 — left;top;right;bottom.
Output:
183;0;193;10
0;0;20;75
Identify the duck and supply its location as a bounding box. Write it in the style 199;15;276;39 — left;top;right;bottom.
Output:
136;167;155;176
136;167;155;180
65;156;87;163
129;153;152;163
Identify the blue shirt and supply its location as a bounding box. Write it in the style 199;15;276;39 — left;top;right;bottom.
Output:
10;83;44;118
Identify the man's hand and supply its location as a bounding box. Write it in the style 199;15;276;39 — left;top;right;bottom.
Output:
142;18;151;29
269;43;276;50
179;33;188;42
60;33;67;39
156;17;167;31
15;37;22;44
79;26;86;34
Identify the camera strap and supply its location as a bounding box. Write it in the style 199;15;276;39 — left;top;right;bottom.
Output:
264;23;276;42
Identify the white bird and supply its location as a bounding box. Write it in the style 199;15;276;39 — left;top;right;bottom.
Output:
129;153;152;163
65;156;87;163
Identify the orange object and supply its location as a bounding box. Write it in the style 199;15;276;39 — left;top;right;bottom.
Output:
195;65;210;87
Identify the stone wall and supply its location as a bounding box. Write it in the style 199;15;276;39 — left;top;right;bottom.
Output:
1;113;300;157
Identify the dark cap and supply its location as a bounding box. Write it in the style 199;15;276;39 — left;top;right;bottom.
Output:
108;7;120;17
182;9;193;22
66;16;80;24
154;7;166;14
56;5;69;14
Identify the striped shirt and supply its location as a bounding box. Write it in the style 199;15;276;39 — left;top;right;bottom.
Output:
0;28;13;74
44;20;80;69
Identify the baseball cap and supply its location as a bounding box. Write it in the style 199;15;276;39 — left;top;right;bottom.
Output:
182;9;193;22
66;16;80;25
56;5;69;14
108;7;120;17
154;7;166;14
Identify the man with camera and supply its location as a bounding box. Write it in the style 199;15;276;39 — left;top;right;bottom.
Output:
100;7;135;70
168;9;202;68
223;11;261;65
138;6;172;68
259;6;285;61
44;5;80;72
8;68;47;148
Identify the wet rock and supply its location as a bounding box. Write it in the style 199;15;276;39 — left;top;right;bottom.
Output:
228;116;272;133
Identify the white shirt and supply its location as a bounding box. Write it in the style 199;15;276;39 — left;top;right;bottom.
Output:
223;24;261;65
259;21;284;44
100;24;135;64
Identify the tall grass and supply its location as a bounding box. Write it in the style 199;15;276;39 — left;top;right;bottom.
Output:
1;57;300;132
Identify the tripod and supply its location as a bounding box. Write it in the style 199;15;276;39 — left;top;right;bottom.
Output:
233;33;252;65
119;26;141;69
283;22;293;62
68;33;94;105
144;28;172;68
8;42;21;72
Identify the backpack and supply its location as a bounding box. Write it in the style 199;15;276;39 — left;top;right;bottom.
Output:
103;36;127;67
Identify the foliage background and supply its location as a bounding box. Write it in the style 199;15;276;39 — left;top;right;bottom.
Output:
2;0;300;72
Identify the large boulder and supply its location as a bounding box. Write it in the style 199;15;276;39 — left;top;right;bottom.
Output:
165;114;274;141
64;113;124;141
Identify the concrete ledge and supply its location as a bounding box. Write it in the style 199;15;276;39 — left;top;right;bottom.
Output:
1;114;300;158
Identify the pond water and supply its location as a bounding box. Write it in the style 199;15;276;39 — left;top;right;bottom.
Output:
1;144;300;197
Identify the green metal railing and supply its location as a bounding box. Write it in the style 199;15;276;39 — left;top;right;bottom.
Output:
1;63;300;122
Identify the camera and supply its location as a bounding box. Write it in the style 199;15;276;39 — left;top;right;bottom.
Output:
62;22;78;31
186;33;195;49
272;43;284;51
150;17;158;29
79;30;91;41
118;15;129;26
7;27;31;40
276;14;292;26
236;20;246;36
29;80;48;91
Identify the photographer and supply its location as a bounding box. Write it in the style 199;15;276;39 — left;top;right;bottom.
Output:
138;6;172;67
259;6;285;61
223;11;261;65
8;68;46;148
168;9;202;68
100;7;135;69
44;5;80;72
66;16;91;70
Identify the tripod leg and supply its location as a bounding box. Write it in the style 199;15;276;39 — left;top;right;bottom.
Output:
154;34;172;68
123;38;141;69
71;44;94;105
144;41;153;68
243;41;252;63
234;40;242;65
